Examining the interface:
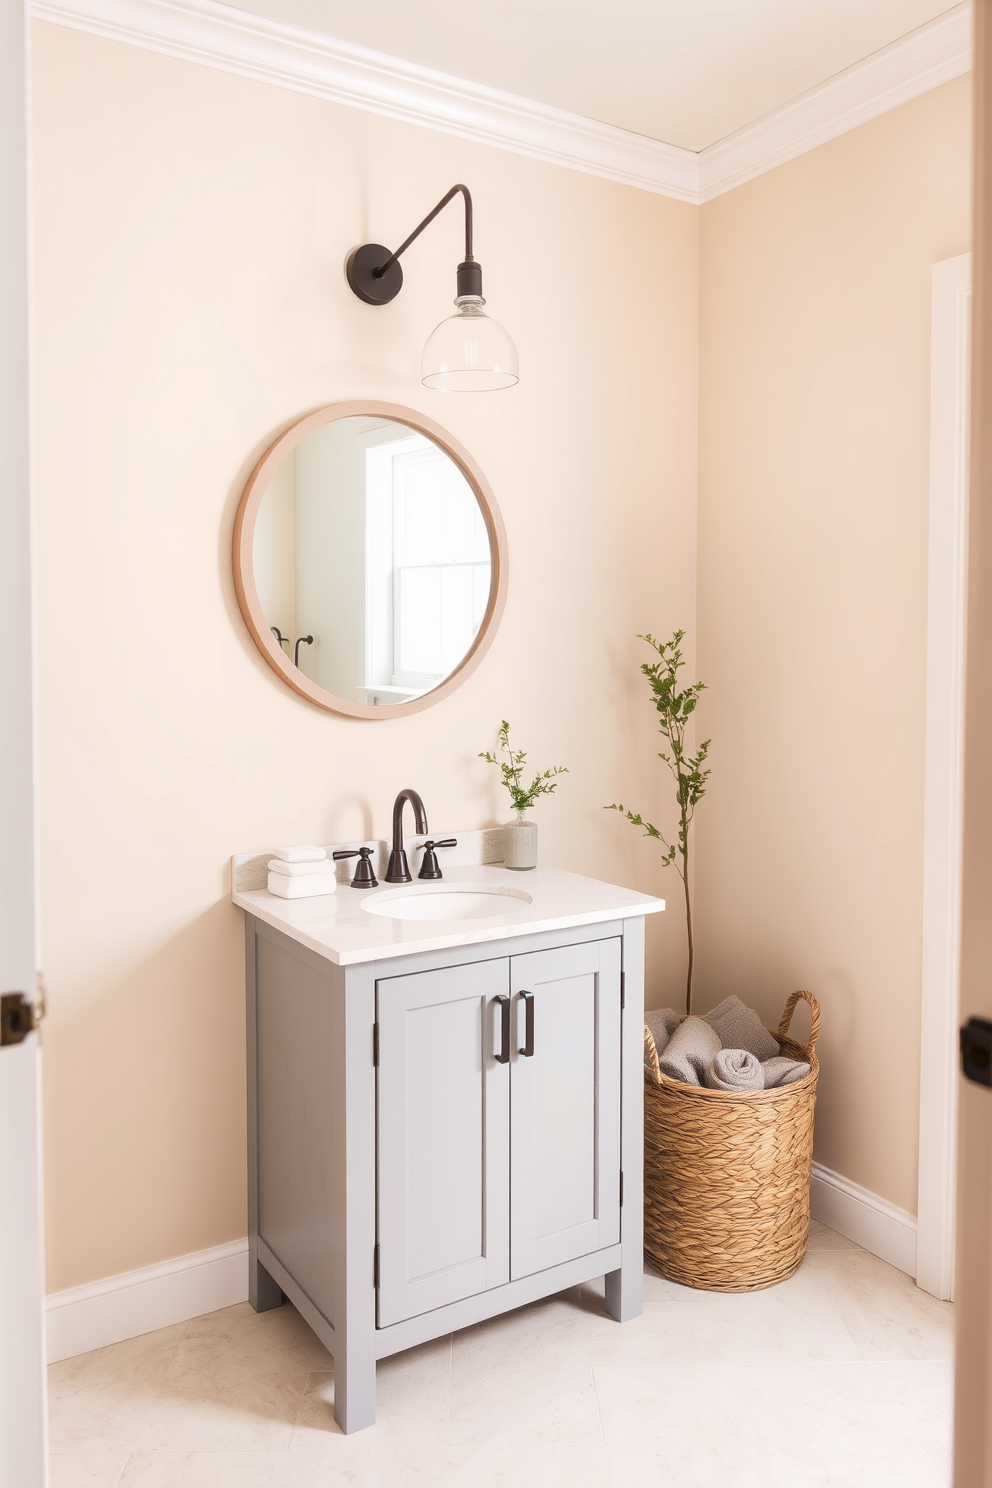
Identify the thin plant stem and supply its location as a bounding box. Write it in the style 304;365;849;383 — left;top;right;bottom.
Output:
682;833;693;1017
605;630;709;1016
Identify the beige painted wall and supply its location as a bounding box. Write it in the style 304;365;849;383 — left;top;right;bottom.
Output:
696;77;972;1213
32;23;699;1291
33;17;971;1287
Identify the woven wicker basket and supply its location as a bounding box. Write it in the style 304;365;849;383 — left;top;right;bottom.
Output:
643;989;820;1293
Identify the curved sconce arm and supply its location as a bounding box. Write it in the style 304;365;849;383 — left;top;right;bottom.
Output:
378;184;473;279
346;184;482;305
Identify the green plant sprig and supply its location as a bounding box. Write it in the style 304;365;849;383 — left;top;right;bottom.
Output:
606;630;710;1014
480;720;569;814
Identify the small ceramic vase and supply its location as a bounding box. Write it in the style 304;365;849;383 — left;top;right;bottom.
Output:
503;810;538;870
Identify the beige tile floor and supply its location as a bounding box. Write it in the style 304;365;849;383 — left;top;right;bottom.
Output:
49;1223;954;1488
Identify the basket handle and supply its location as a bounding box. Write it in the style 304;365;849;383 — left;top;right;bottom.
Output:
777;990;820;1057
644;1024;663;1085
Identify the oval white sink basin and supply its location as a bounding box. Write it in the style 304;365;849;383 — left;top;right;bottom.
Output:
362;884;533;922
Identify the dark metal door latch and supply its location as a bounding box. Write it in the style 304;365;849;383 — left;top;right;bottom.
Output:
960;1017;992;1087
1;992;41;1047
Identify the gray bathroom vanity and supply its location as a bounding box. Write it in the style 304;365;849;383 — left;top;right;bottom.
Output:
233;843;663;1433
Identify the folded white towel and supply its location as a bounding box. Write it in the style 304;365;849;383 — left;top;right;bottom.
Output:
704;995;780;1062
271;844;326;864
267;858;332;878
704;1048;764;1092
267;871;337;899
657;1017;721;1086
762;1055;811;1088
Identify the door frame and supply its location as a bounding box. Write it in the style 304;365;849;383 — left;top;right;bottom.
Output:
0;0;47;1480
917;252;971;1301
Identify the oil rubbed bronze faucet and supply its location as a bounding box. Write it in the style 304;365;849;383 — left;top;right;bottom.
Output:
385;790;458;882
385;789;429;883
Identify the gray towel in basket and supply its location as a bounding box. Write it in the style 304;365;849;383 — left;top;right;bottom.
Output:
703;1047;764;1092
657;1016;721;1086
762;1055;811;1088
644;1008;681;1062
703;995;780;1062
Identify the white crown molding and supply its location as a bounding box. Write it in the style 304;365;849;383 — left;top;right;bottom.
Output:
45;1237;249;1362
30;0;973;204
30;0;699;200
810;1161;918;1278
698;4;972;202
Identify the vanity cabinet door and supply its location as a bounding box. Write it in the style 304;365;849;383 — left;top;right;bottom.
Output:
509;939;622;1280
376;958;510;1328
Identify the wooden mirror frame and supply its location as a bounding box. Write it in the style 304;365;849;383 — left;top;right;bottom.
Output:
233;401;509;720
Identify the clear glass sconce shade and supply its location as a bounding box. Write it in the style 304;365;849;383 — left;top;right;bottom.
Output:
421;297;519;391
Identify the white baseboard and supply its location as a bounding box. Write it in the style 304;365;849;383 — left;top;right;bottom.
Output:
43;1167;919;1364
45;1238;249;1363
811;1161;918;1278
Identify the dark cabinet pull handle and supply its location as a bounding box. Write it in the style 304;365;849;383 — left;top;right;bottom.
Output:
519;991;535;1057
494;996;511;1064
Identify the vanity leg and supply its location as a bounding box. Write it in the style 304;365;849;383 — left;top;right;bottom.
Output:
245;916;281;1314
606;917;646;1324
605;1257;643;1323
333;1337;377;1434
330;964;378;1433
249;1245;282;1313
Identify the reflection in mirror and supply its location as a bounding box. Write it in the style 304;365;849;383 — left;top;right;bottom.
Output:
252;417;493;706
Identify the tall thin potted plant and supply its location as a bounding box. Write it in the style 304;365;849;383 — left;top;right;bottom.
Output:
607;630;710;1014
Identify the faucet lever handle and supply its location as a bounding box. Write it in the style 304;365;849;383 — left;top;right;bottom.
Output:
332;846;378;888
418;838;457;881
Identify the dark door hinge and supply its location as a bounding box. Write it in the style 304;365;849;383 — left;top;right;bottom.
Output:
373;1243;380;1288
620;1170;624;1208
373;1022;380;1067
1;991;43;1048
620;972;625;1010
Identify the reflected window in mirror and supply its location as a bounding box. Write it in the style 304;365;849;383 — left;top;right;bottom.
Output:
365;433;490;702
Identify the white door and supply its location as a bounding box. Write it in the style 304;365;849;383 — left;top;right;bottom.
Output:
0;0;48;1481
509;940;621;1281
376;959;510;1328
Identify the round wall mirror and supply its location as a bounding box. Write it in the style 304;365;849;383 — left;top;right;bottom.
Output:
233;402;508;719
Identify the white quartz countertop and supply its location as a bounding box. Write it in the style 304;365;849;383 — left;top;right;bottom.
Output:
233;863;664;967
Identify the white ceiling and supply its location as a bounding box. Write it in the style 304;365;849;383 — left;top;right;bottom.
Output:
224;0;961;152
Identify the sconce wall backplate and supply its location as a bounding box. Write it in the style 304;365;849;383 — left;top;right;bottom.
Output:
346;243;404;305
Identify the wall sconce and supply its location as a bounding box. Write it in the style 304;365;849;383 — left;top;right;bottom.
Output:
346;184;519;392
